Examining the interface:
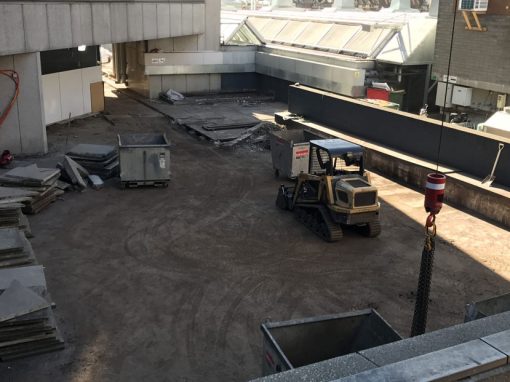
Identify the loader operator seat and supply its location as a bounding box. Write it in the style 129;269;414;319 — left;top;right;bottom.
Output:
316;148;334;175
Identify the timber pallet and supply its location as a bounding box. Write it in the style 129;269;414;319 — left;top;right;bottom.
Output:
120;181;169;189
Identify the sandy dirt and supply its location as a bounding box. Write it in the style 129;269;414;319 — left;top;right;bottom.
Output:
1;88;509;382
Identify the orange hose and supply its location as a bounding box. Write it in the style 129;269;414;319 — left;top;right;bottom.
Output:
0;69;20;127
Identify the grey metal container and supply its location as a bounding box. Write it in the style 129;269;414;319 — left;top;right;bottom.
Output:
465;292;510;322
261;309;401;376
118;133;170;187
270;129;310;179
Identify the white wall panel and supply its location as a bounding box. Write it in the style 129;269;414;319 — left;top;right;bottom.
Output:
43;67;102;124
42;73;62;125
59;69;85;120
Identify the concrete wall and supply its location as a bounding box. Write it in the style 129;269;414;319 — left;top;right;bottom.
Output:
144;49;255;75
287;85;510;187
0;53;47;155
433;1;510;94
126;41;149;97
256;51;367;97
0;1;205;56
141;0;222;97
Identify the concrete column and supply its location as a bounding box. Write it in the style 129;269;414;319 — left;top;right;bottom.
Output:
0;52;47;155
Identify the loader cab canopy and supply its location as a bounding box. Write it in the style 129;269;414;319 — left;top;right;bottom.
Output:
310;139;364;176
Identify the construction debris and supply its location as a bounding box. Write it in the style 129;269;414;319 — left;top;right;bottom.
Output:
62;156;88;190
217;123;265;148
0;279;64;361
88;175;104;190
0;228;36;268
216;122;280;150
66;144;119;179
0;164;61;214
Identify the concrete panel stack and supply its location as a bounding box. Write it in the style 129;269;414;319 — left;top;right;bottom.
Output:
0;164;61;214
65;144;119;179
0;202;33;239
0;268;64;361
0;228;36;268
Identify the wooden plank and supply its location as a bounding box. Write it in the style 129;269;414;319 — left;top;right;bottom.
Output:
462;10;473;30
90;81;104;113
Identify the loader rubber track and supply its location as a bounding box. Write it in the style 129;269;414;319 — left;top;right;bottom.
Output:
295;205;343;242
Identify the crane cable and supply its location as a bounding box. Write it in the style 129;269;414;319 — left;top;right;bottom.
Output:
410;1;459;337
0;69;20;127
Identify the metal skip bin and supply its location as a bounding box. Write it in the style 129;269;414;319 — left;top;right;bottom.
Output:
270;129;310;178
261;309;402;376
465;292;510;322
118;133;170;187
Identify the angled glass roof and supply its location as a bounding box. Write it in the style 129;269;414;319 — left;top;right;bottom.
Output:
221;10;437;65
314;24;361;52
242;16;395;58
342;28;393;57
230;25;263;45
292;22;334;47
256;18;289;40
271;20;309;45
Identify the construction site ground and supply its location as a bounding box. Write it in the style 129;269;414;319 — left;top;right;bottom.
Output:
1;87;509;382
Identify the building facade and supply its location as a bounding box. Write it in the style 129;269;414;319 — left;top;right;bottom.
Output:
432;0;510;124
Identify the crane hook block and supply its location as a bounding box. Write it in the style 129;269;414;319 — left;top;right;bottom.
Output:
424;173;446;215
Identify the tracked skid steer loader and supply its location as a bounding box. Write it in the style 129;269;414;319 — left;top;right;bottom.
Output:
276;139;381;242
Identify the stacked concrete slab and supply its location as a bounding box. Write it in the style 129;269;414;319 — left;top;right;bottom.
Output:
0;268;64;361
0;164;61;214
66;144;119;179
0;228;36;269
0;202;32;238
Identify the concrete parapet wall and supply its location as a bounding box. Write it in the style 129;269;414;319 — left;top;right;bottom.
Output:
287;85;510;187
279;113;510;229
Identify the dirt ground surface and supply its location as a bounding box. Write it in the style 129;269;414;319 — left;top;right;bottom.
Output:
1;87;509;382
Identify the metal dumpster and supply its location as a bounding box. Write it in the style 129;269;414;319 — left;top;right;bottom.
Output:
261;309;401;376
118;133;170;187
465;292;510;322
270;129;310;178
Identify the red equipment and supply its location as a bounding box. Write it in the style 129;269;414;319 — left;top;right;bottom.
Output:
0;150;13;167
1;70;20;163
424;173;446;226
0;69;20;127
